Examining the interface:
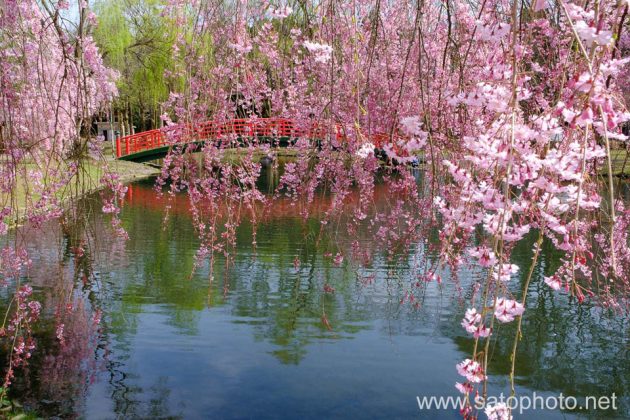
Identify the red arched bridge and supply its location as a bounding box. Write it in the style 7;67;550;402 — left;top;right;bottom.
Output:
115;117;408;163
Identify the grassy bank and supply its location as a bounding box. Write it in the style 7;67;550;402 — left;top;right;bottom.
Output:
2;151;160;226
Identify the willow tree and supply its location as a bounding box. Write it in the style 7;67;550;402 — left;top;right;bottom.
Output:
94;0;175;131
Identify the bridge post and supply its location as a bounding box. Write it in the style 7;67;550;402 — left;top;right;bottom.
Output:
116;137;121;158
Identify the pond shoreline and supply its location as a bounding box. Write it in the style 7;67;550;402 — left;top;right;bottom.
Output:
12;144;625;230
8;154;160;229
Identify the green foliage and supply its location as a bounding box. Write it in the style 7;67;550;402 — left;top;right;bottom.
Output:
92;0;326;127
93;0;175;130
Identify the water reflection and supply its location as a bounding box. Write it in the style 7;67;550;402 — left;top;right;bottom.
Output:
3;173;629;419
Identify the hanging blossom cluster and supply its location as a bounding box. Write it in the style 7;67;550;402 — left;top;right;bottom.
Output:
268;5;293;20
0;0;623;415
0;0;117;394
303;41;334;64
155;0;434;282
0;0;620;417
432;1;630;417
153;6;630;417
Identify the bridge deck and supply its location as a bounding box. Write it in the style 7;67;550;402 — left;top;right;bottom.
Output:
115;118;399;162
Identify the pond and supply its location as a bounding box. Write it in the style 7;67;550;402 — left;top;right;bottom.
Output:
5;170;630;419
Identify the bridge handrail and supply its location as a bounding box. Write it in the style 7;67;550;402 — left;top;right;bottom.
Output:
115;117;401;159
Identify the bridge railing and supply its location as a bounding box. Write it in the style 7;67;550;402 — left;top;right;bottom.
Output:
116;129;165;157
115;117;401;159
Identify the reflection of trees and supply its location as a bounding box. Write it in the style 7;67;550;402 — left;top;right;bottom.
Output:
0;199;112;418
111;182;630;417
115;180;422;365
106;368;183;419
107;178;451;377
7;178;629;418
86;185;396;415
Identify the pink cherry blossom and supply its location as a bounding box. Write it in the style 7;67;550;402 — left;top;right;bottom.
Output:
455;382;473;394
485;403;512;420
461;308;492;338
456;359;486;383
303;41;333;63
494;298;525;323
544;276;562;291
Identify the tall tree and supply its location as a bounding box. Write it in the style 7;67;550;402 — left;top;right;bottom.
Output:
94;0;175;131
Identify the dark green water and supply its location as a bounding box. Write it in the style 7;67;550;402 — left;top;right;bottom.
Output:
7;175;630;419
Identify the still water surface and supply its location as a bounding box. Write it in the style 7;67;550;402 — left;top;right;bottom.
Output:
8;174;630;419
